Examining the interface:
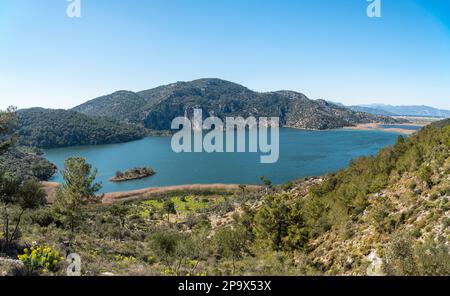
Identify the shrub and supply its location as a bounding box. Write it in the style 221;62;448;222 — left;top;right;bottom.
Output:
210;198;235;215
214;226;248;273
411;228;421;239
17;245;64;274
383;234;417;276
185;213;199;229
382;233;450;276
443;218;450;228
253;193;309;251
429;191;439;201
280;181;294;191
415;237;450;275
30;208;55;227
417;165;433;188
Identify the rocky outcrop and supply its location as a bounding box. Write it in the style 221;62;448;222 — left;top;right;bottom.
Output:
73;78;404;131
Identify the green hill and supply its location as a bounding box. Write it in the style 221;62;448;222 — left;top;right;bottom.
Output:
73;78;404;130
249;118;450;275
15;108;148;149
0;146;56;181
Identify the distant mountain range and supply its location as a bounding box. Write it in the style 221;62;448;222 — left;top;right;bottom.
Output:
348;104;450;118
13;79;413;150
73;78;402;130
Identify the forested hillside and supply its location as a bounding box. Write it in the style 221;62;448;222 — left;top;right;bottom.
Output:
15;108;148;149
0;108;56;181
249;119;449;274
0;147;56;181
73;79;404;130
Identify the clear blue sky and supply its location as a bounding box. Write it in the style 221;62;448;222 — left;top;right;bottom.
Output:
1;0;449;110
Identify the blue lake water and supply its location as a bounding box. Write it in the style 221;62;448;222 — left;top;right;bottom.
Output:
379;125;423;131
44;128;402;193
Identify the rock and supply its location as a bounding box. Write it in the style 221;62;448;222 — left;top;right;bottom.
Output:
0;257;23;266
366;251;384;276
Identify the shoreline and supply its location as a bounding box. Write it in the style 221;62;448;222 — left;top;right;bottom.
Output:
41;123;431;153
344;122;427;135
40;122;423;202
41;182;263;204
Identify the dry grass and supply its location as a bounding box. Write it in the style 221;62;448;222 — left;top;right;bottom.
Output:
41;182;262;204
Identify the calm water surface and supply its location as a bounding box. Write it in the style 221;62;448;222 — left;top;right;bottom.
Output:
378;125;423;131
44;128;401;193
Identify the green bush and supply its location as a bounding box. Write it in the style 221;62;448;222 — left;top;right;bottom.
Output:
17;245;64;274
30;208;55;227
383;233;450;276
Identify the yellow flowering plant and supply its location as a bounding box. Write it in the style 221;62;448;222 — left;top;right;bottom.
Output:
18;245;65;274
114;254;137;267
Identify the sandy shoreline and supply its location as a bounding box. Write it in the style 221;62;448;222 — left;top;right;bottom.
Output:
344;122;427;135
41;182;263;204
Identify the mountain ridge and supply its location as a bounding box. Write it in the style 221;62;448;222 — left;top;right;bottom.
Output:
72;78;404;130
349;104;450;118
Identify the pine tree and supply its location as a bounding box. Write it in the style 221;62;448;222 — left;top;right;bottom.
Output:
52;157;101;234
0;106;16;154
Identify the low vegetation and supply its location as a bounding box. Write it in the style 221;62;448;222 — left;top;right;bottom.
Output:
0;108;448;276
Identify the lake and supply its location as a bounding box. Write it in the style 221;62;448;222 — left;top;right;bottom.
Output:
44;128;402;193
378;125;423;131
